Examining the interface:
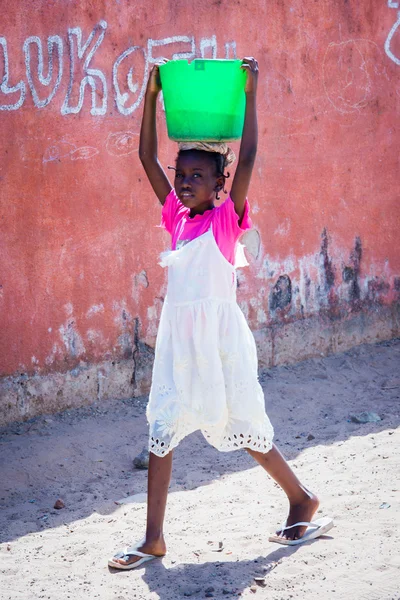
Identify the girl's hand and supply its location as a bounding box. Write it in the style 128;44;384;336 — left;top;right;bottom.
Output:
147;64;162;95
241;57;258;95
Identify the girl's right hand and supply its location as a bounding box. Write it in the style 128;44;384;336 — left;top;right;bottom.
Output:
241;57;258;95
147;64;162;94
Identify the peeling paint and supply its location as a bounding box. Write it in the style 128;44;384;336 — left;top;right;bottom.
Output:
86;328;106;344
274;219;291;236
132;270;150;304
86;304;104;317
63;302;74;317
59;319;86;358
242;229;261;260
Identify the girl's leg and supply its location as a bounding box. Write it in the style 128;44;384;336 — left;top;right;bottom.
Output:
113;450;173;566
246;444;319;540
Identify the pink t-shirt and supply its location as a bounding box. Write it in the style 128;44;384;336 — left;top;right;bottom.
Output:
161;189;252;266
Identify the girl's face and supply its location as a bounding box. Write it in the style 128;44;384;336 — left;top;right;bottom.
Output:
174;151;224;216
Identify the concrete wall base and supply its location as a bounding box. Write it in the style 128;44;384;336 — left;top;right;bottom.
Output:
1;304;399;427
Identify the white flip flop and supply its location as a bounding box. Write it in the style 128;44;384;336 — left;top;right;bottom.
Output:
268;516;334;546
108;541;162;570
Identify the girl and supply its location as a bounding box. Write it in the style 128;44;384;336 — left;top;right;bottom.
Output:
109;57;333;569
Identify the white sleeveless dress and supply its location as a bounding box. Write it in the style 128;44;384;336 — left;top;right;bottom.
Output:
146;227;274;456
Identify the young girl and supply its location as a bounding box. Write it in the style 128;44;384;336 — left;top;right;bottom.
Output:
109;57;333;569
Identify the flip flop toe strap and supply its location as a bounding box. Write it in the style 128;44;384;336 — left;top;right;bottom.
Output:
125;547;154;559
280;520;319;532
112;547;154;562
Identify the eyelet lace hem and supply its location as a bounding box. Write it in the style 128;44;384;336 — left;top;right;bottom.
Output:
207;431;273;453
149;426;273;457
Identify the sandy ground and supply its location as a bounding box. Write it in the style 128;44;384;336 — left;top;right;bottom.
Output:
0;339;399;600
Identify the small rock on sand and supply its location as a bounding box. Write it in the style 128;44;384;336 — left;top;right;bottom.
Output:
183;585;202;596
350;412;381;424
54;498;65;509
133;447;150;469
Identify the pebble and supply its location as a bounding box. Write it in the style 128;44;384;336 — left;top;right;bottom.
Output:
133;448;150;470
307;433;315;441
183;586;201;596
350;412;381;424
54;498;65;509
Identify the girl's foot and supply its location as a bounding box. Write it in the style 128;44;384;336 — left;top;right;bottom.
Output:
278;492;320;540
111;537;166;567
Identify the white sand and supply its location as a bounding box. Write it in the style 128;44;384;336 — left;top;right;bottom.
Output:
0;340;399;599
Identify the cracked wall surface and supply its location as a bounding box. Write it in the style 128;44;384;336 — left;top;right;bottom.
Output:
1;1;399;425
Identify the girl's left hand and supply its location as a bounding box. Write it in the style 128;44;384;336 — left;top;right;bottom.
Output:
241;57;259;95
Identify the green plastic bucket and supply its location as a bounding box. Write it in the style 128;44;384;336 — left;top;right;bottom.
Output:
159;59;246;142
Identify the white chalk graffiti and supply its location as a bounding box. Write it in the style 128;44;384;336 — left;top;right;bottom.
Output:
148;35;195;62
113;45;147;116
43;139;99;162
43;130;137;162
322;40;378;114
0;23;237;115
200;35;217;58
70;146;99;160
0;37;26;110
113;35;196;116
61;20;108;115
106;131;138;156
23;35;63;108
224;41;237;59
385;9;400;65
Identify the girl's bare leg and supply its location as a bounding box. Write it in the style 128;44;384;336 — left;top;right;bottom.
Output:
247;444;319;540
113;450;173;566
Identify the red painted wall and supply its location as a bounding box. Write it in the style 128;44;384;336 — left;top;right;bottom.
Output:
1;1;399;385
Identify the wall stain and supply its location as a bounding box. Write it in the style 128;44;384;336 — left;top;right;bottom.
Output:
117;308;134;359
131;317;154;390
343;236;362;303
269;275;292;312
394;277;400;298
320;228;335;291
367;278;391;302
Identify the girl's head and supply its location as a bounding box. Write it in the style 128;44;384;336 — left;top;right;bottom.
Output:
172;143;235;215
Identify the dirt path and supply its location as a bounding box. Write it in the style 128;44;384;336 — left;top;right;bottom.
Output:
1;339;399;600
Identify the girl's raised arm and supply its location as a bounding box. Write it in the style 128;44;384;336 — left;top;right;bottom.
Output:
139;65;172;205
230;57;259;221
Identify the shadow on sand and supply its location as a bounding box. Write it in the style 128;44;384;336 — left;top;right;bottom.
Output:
108;540;336;599
0;339;398;544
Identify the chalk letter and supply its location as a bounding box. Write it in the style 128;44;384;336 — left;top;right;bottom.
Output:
113;45;147;116
200;36;217;59
385;11;400;65
147;35;195;64
225;41;237;59
0;37;26;111
61;20;107;116
23;35;63;108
